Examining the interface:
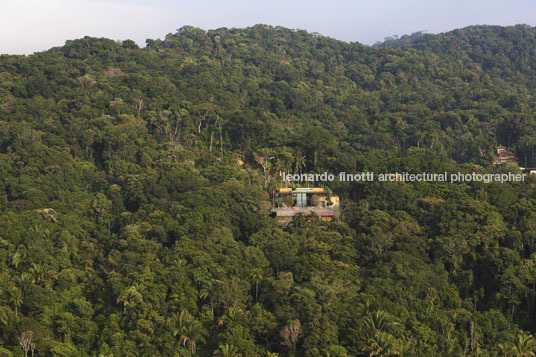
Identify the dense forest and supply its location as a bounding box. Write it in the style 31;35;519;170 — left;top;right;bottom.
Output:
1;24;536;356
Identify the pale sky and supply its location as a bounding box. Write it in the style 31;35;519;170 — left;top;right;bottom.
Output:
1;0;536;54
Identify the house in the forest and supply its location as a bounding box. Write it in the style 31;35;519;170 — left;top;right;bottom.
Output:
271;187;339;222
495;145;518;165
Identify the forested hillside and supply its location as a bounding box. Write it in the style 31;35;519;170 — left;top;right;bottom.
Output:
1;24;536;356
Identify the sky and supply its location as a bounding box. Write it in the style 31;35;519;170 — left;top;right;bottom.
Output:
1;0;536;55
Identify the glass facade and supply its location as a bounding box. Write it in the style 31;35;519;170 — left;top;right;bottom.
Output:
293;192;307;207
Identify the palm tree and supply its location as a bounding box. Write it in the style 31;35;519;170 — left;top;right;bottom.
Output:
179;320;206;355
173;310;207;355
217;307;240;327
11;247;26;269
294;154;306;175
116;285;143;310
214;343;240;357
29;263;48;284
512;332;536;357
365;331;400;357
359;310;402;356
363;310;393;336
8;288;22;317
199;278;223;317
251;268;264;302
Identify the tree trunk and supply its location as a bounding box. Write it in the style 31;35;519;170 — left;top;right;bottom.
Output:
219;123;224;157
209;129;214;152
255;281;259;302
211;298;214;317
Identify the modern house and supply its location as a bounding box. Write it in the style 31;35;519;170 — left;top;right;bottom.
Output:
494;145;518;165
271;187;339;222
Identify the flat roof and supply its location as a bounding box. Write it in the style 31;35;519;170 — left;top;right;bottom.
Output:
271;208;335;217
279;188;328;194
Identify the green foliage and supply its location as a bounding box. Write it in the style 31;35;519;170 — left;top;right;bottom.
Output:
0;24;536;356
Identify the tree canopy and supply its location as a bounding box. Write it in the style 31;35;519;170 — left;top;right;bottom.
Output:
1;24;536;355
